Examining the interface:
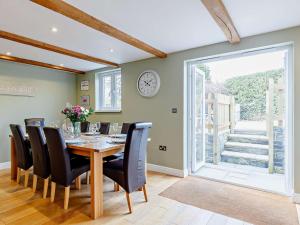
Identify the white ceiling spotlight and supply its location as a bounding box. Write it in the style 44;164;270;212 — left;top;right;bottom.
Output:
110;48;114;53
5;52;11;56
59;64;64;67
51;27;58;33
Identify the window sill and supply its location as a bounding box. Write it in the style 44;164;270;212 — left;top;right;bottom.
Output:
95;109;122;113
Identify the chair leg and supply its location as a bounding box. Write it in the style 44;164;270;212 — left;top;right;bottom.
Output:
142;185;148;202
16;167;21;184
75;176;81;190
50;182;56;202
114;182;120;192
24;170;30;188
125;192;132;214
64;186;70;210
43;177;49;199
86;171;89;185
32;175;38;192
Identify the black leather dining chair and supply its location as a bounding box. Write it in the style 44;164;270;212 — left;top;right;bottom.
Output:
10;124;33;188
27;126;51;198
81;121;90;133
24;118;45;133
103;122;131;163
99;122;110;134
43;127;90;209
121;123;131;134
103;122;152;213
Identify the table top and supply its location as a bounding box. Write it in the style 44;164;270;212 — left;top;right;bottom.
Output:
67;135;125;152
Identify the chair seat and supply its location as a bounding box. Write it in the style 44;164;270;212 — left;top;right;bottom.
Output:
103;159;125;188
70;156;90;180
103;152;124;162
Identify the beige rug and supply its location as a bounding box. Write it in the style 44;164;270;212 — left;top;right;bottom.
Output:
160;176;298;225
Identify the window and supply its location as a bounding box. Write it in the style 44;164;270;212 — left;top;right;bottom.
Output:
95;69;121;112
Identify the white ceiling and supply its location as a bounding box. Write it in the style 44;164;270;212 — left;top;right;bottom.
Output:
0;0;299;72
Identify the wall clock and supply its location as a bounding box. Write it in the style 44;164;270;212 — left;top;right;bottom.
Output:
137;70;160;97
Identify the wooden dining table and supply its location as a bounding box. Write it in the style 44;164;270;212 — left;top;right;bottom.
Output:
10;134;125;219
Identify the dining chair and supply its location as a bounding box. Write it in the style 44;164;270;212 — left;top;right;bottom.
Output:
81;121;90;133
99;122;110;134
24;118;45;133
103;123;131;162
121;123;131;134
27;126;51;198
10;124;33;187
103;122;152;213
43;127;90;209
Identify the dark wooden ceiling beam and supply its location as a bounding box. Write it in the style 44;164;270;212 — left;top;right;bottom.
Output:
0;54;85;74
30;0;167;58
0;30;119;67
201;0;240;44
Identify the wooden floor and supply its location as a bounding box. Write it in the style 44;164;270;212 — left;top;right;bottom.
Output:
0;169;251;225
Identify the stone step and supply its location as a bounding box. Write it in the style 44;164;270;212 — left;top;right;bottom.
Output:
233;129;267;136
224;141;269;155
228;134;269;145
221;151;269;168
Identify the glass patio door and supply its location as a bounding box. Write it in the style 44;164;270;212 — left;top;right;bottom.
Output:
190;66;205;173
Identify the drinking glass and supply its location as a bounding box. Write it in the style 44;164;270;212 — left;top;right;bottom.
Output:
96;122;101;132
90;123;97;134
111;123;119;135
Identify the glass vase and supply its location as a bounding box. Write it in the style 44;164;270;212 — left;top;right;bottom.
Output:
73;121;81;138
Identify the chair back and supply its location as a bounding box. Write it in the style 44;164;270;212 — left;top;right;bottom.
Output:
25;118;45;133
27;126;50;179
100;122;110;134
121;123;131;134
43;127;72;186
10;124;32;170
123;122;152;193
81;121;90;133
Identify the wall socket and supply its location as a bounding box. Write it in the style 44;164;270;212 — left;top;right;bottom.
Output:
159;145;167;151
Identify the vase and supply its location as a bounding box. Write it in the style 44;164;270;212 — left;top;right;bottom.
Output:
72;121;81;138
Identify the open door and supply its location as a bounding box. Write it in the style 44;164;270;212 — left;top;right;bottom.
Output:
191;66;206;173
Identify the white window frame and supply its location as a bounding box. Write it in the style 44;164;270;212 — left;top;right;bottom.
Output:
95;69;121;112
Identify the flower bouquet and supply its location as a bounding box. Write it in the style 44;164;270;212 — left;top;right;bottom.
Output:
62;105;94;137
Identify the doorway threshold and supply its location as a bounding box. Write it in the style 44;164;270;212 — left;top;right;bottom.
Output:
193;162;287;195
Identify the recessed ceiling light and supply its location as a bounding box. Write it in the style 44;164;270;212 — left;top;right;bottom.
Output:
51;27;58;33
60;64;64;67
6;52;11;56
110;48;114;53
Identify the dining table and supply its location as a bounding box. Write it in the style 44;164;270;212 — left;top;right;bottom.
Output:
9;133;125;219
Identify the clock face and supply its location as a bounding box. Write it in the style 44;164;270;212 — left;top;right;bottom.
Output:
137;70;160;97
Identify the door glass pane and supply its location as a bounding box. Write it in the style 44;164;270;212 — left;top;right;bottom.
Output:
195;68;205;165
103;76;112;108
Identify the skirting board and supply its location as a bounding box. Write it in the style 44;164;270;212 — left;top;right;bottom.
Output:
0;161;10;170
147;163;188;178
293;193;300;203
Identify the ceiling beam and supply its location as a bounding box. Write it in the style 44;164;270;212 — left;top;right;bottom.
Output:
30;0;167;58
0;30;119;67
201;0;240;44
0;54;85;74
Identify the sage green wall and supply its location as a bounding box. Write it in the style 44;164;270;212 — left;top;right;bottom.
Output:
0;61;77;163
77;26;300;191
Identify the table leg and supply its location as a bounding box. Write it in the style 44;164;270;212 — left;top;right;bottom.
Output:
10;137;17;180
90;151;103;219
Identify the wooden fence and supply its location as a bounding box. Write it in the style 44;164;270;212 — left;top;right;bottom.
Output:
206;93;235;164
266;78;284;173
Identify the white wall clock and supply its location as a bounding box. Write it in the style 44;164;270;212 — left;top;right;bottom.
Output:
137;70;160;97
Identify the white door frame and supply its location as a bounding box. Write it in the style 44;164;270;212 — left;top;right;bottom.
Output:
184;43;294;195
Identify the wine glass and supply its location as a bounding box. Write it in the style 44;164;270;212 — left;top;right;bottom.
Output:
96;122;101;133
111;123;119;136
90;123;97;134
